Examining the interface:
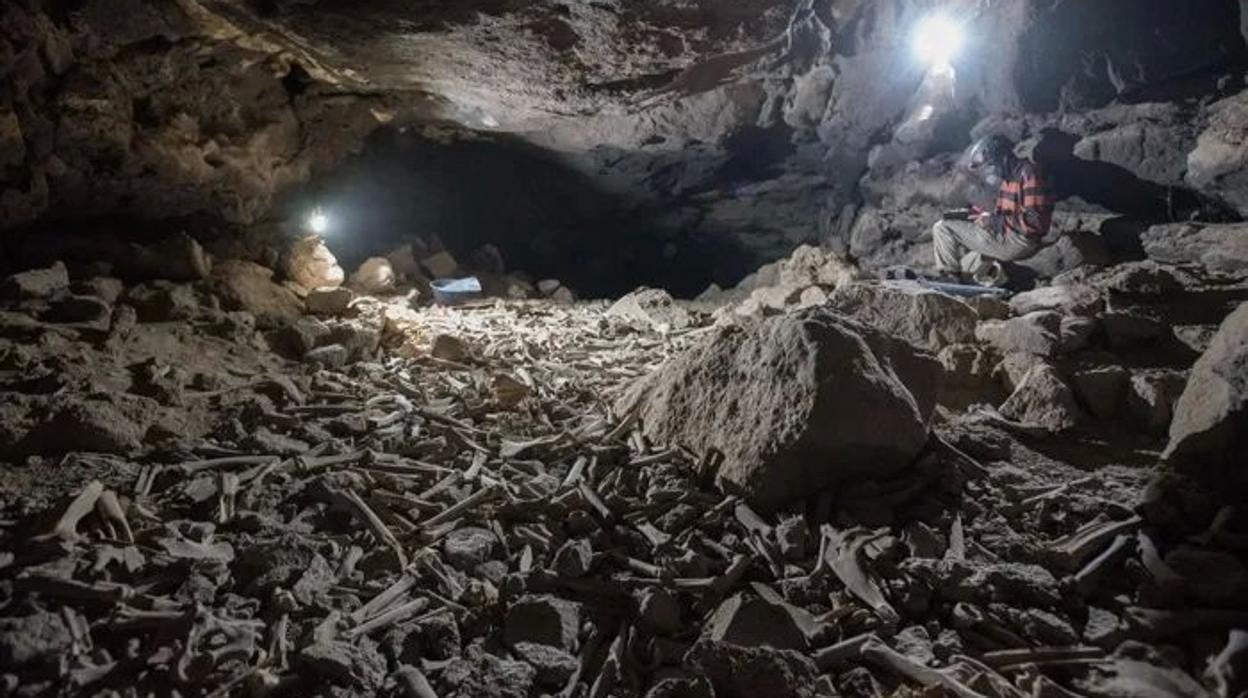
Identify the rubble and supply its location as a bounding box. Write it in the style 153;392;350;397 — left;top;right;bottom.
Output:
0;243;1246;698
305;286;355;316
621;309;936;508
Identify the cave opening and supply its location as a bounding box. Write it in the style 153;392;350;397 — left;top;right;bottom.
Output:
279;125;737;299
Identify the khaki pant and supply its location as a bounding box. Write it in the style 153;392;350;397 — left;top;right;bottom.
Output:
932;219;1041;274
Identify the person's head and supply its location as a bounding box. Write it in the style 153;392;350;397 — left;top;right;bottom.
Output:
967;134;1016;186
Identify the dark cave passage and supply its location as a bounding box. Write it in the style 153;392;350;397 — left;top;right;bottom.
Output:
284;127;745;299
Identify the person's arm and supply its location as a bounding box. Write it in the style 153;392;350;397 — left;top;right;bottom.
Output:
1019;164;1056;237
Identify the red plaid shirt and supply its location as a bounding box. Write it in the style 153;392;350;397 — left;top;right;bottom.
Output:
996;161;1055;238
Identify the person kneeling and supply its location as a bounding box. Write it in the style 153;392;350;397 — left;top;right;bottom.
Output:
932;134;1056;284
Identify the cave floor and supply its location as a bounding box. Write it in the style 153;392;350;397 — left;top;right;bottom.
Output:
0;291;1226;697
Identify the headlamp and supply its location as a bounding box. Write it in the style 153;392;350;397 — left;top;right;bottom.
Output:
308;208;329;235
913;15;965;69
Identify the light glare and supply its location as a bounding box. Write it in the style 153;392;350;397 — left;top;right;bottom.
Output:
913;15;964;68
308;210;329;235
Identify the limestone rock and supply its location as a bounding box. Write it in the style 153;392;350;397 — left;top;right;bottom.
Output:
1126;370;1188;435
607;288;692;333
552;538;592;579
269;317;331;358
1000;364;1083;433
1165;302;1248;469
306;287;354;316
44;295;111;326
776;244;858;289
212;260;303;328
1059;316;1098;353
684;640;818;698
304;344;349;368
827;281;978;352
421;251;459;279
621;309;937;508
431;334;469;362
443;527;502;572
1009;285;1104;317
73;277;124;305
1072;366;1129;420
511;642;577;688
1017;231;1111;278
0;611;71;668
1187;91;1248;216
349;257;396;294
703;593;808;651
1141;222;1248;275
285;236;345;290
385;243;425;280
937;343;999;409
1100;311;1166;350
637;588;681;636
125;282;198;322
965;295;1011;321
503;595;580;653
536;279;562;296
2;261;69;299
19;396;153;455
550;286;576;303
976;312;1061;357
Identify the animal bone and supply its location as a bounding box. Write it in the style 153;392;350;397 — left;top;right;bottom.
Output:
396;665;439;698
341;488;409;567
36;480;104;543
95;489;134;543
217;472;239;524
1135;532;1184;598
951;603;1028;649
1048;515;1142;572
1205;629;1248;698
1124;606;1248;641
860;637;990;698
981;646;1106;671
421;484;500;528
344;597;429;638
1073;533;1134;594
821;525;899;625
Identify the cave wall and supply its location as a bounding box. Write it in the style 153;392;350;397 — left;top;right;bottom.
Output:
0;0;397;230
3;0;1247;294
491;0;1248;287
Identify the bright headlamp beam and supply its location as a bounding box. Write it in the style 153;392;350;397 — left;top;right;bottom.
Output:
308;209;329;235
913;15;964;69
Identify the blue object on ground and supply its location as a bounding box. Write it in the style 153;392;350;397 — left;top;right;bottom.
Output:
431;277;483;305
917;279;1010;298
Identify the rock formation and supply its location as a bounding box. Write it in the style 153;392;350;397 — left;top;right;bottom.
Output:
1;0;1247;696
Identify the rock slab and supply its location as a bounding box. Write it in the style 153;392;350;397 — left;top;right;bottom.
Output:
622;308;937;508
1165;302;1248;469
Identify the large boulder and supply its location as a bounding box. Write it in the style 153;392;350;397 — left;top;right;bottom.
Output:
1187;91;1248;217
607;288;693;333
620;309;938;508
2;261;69;300
827;281;978;352
1164;303;1248;470
1016;231;1111;279
1009;285;1104;318
1000;364;1084;433
284;236;345;290
1140;223;1248;276
976;312;1062;357
212;260;303;328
